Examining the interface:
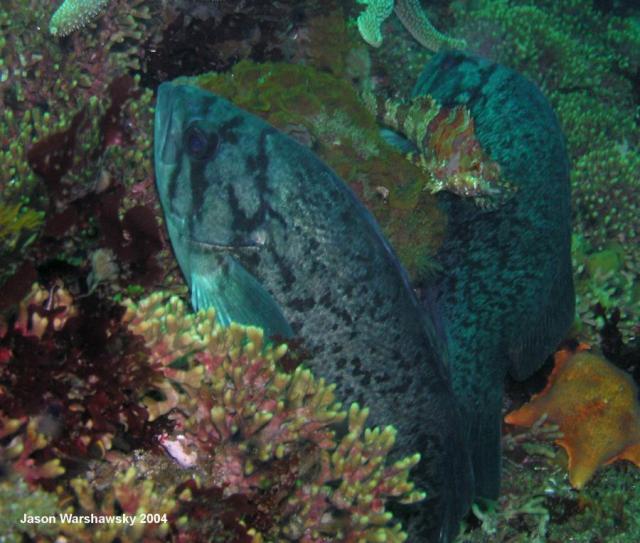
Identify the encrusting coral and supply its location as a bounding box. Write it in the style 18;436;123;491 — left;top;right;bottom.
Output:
357;0;467;50
1;0;159;290
505;343;640;490
1;286;424;541
50;0;111;36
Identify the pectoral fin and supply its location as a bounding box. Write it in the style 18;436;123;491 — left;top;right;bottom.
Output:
379;128;418;155
507;253;575;380
190;255;293;340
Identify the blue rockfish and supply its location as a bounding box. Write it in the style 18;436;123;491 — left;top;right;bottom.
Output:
154;81;473;542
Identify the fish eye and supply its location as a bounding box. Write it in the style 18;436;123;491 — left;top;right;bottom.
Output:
184;124;219;160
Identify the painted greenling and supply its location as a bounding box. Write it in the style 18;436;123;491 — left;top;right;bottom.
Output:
154;81;473;542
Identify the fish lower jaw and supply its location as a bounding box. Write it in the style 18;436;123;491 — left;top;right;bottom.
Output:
189;237;261;252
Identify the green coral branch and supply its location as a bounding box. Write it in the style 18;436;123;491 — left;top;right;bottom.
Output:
357;0;467;50
0;203;44;256
50;0;110;36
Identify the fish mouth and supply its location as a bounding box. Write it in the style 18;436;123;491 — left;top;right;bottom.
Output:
189;237;262;252
166;215;264;252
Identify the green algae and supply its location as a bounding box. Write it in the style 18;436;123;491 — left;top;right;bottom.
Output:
456;424;640;542
0;476;61;543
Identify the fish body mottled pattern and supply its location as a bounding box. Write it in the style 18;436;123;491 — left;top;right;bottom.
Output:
412;51;575;498
154;82;473;542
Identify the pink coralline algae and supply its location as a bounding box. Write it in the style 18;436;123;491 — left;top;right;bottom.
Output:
1;287;424;541
122;292;426;541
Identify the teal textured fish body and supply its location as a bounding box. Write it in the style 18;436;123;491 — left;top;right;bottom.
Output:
154;94;293;340
154;82;473;542
413;52;575;498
